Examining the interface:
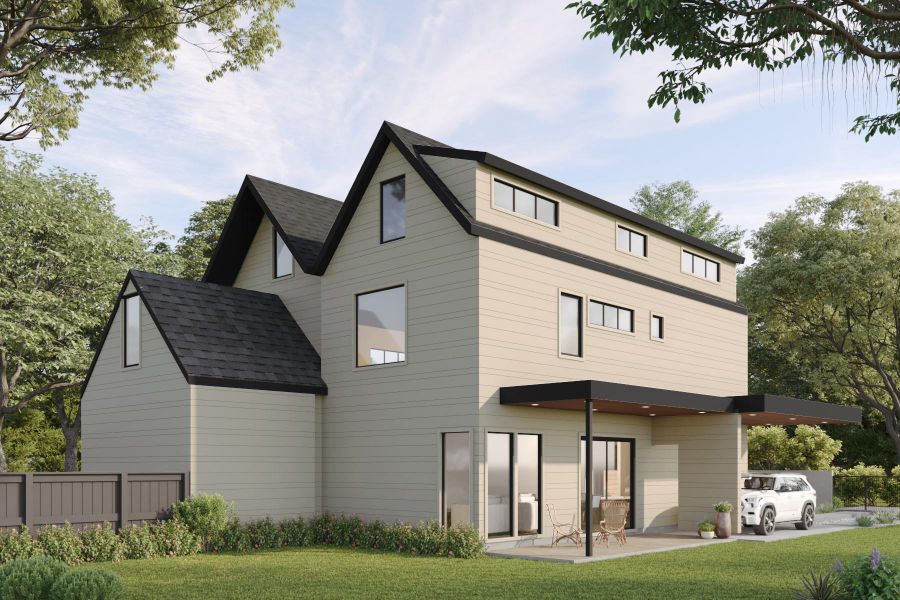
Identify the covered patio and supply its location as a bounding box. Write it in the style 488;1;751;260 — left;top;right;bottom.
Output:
499;380;861;558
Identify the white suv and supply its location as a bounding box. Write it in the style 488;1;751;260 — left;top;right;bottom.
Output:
740;474;817;535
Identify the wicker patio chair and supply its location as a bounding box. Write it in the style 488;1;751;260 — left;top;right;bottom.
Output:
546;503;583;547
596;499;630;547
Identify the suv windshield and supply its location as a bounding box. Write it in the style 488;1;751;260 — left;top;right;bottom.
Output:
744;477;776;490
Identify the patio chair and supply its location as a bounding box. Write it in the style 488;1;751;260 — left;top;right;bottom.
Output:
546;503;583;547
596;499;629;547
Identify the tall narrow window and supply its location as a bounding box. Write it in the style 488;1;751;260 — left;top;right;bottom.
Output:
616;225;647;257
273;229;292;278
651;315;664;340
123;294;140;367
517;434;541;535
381;176;406;243
442;432;470;527
356;286;406;367
487;433;513;538
559;293;583;357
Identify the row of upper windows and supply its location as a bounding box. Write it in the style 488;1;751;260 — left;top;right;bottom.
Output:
559;292;664;358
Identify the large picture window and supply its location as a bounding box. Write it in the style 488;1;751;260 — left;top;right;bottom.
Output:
381;176;406;243
273;229;292;278
517;434;541;535
356;286;406;367
442;432;470;528
580;437;634;531
559;293;583;357
123;294;140;367
487;433;513;538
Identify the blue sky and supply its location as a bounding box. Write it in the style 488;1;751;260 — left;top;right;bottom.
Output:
17;0;900;253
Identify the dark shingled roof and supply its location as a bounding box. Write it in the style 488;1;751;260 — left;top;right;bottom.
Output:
130;271;326;394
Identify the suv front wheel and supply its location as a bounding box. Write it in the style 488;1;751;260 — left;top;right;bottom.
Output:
753;506;776;535
795;504;815;530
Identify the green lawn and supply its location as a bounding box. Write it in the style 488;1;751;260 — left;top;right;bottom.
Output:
105;528;899;600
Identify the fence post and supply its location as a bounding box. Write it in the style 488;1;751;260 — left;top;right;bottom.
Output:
119;473;129;532
22;473;33;532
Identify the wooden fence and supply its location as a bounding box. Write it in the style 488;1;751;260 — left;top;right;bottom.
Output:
0;472;189;532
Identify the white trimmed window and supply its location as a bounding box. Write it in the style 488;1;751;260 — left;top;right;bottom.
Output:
682;249;720;282
589;300;634;333
616;225;647;257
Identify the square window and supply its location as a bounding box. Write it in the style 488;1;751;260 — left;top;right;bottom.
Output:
357;286;406;367
494;180;514;211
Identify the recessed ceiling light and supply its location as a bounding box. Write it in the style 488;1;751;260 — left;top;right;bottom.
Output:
649;413;656;417
821;421;828;424
698;411;706;414
749;413;757;417
641;405;650;409
530;403;539;407
765;423;772;426
789;417;797;421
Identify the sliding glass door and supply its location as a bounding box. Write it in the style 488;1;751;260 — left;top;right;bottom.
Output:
579;437;634;531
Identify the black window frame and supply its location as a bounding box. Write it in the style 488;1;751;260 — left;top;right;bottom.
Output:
493;179;558;226
516;433;542;536
487;432;514;538
682;249;720;282
588;299;635;333
651;314;664;340
580;435;636;530
272;226;293;279
559;292;583;357
616;225;648;257
122;293;141;368
380;175;406;244
354;284;407;368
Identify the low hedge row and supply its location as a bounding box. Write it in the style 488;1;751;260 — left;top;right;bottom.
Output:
0;556;121;600
207;514;484;558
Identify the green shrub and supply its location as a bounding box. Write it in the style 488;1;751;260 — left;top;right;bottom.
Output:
208;520;250;553
171;494;231;550
279;518;308;547
48;568;122;600
382;523;414;553
792;570;844;600
856;515;875;527
698;520;716;532
837;464;888;477
245;518;283;550
36;524;81;565
0;556;68;600
117;526;157;561
308;513;335;545
330;514;364;548
836;548;900;600
445;525;484;559
408;521;444;556
0;528;39;564
875;512;897;524
713;501;733;513
80;524;122;563
150;520;200;557
355;519;387;550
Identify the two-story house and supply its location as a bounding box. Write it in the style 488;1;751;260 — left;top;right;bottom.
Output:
80;122;859;551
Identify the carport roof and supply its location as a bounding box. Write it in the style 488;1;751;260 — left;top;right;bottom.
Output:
499;381;861;425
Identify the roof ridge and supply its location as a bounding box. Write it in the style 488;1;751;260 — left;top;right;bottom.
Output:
130;270;284;300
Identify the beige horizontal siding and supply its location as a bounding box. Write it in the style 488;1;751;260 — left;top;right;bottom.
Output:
422;154;477;215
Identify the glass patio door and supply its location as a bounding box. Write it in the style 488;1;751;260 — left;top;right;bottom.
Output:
579;437;634;531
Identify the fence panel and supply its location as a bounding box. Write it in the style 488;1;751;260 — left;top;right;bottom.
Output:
834;475;900;510
0;472;188;532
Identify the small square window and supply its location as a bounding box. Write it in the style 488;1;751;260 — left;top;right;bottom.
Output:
616;225;647;257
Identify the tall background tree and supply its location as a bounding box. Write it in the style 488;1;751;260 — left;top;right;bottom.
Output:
569;1;900;139
0;149;180;471
630;180;745;251
0;1;291;146
741;182;900;465
177;196;234;280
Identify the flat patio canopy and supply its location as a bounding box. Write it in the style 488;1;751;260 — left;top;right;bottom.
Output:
499;380;860;558
498;380;861;426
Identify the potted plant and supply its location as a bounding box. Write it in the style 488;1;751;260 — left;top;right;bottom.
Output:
698;520;716;539
713;501;733;539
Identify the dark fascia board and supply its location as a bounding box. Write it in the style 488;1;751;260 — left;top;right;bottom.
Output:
732;394;861;424
415;145;745;265
202;177;264;284
499;380;735;413
187;375;327;395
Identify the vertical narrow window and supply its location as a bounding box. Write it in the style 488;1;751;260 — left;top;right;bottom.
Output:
517;434;541;535
381;176;406;243
651;315;664;340
559;293;583;357
123;294;140;367
273;229;292;278
356;286;406;367
487;433;513;538
442;432;470;528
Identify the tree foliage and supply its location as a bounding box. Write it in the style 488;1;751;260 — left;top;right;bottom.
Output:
741;182;900;463
630;180;745;251
0;1;292;146
0;149;176;470
568;0;900;140
176;196;234;280
748;425;842;470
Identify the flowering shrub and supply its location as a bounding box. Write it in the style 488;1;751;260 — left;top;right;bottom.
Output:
80;523;123;563
279;518;308;547
0;527;39;564
171;494;232;551
149;519;201;557
835;548;900;600
118;525;157;560
246;518;284;550
208;520;251;553
36;524;81;565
